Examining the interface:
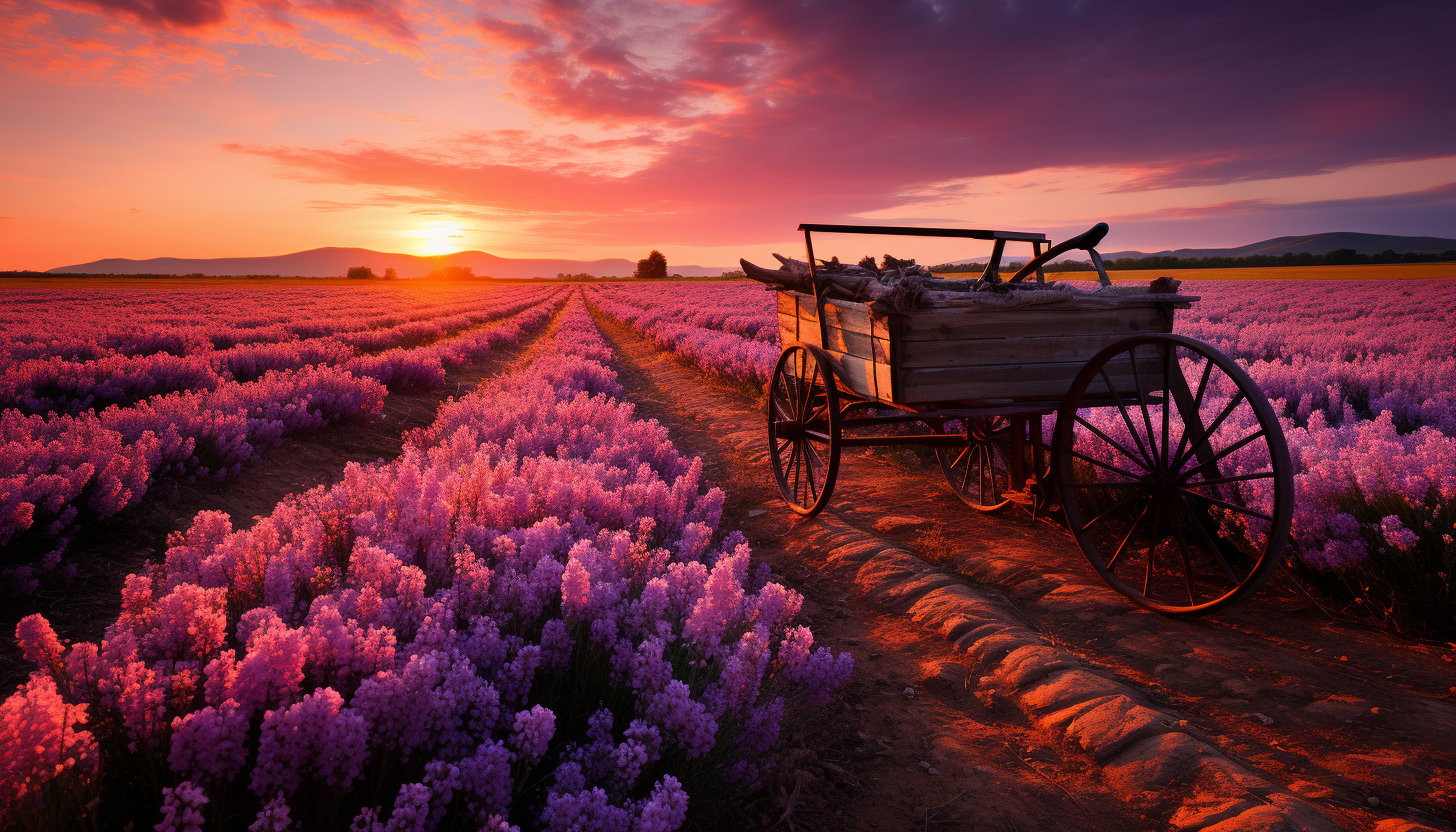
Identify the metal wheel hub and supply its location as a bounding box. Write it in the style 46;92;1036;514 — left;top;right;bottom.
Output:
775;419;803;439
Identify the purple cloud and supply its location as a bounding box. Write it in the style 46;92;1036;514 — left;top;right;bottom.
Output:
223;0;1456;245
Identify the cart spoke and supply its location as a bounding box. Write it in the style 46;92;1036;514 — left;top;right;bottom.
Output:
807;397;829;426
949;445;970;471
1170;358;1217;468
976;446;988;502
1143;500;1162;598
1070;451;1143;482
782;374;801;421
1100;368;1155;468
1073;414;1152;474
798;364;818;423
961;445;976;494
1172;391;1247;474
1079;489;1139;531
773;395;795;423
1181;427;1266;480
1167;501;1197;607
1174;495;1241;584
1161;347;1174;469
1127;347;1161;466
1179;471;1275;488
1105;500;1152;573
802;440;819;501
787;442;802;502
1176;487;1274;522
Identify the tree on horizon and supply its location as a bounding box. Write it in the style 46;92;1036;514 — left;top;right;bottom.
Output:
634;250;668;280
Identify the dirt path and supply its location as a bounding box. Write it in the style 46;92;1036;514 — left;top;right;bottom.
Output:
587;304;1456;832
0;305;566;689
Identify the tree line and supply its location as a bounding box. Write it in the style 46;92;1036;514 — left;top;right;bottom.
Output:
931;247;1456;274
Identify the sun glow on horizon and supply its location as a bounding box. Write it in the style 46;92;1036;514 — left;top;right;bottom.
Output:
417;221;467;256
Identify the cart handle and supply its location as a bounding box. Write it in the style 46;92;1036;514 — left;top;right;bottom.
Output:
796;223;1049;243
1007;223;1112;287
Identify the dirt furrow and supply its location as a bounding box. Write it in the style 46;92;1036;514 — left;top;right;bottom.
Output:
587;303;1456;832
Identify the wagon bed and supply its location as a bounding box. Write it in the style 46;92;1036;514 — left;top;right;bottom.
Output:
776;287;1194;408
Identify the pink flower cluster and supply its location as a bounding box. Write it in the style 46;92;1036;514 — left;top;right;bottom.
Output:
2;294;850;831
2;295;562;567
1178;279;1456;434
1;365;387;550
0;283;559;365
1;288;560;409
586;287;780;384
344;297;562;392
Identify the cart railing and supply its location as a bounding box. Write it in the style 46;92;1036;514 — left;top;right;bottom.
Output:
796;221;1114;290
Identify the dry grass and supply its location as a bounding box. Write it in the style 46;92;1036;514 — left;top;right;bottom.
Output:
913;522;956;564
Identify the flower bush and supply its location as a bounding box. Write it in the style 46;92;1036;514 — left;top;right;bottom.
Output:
1;295;563;580
1;296;851;830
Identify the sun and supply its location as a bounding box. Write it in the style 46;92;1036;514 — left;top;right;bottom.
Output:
418;222;466;256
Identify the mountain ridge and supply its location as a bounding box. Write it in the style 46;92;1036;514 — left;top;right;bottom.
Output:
46;247;730;279
1100;231;1456;261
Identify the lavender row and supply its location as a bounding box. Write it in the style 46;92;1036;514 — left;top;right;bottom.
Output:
344;295;563;392
585;287;779;385
0;289;560;415
1;293;851;831
1;300;564;568
1;366;387;558
0;284;560;363
590;285;779;343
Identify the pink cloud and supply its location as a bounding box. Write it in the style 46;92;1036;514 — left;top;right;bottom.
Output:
67;0;232;29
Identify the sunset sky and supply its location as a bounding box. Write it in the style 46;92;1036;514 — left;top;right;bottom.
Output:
2;0;1453;271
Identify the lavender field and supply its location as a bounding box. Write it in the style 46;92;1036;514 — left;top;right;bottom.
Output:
3;276;1454;831
1;284;851;831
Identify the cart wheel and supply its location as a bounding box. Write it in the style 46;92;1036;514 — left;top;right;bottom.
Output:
768;344;842;517
1056;334;1293;615
936;417;1014;511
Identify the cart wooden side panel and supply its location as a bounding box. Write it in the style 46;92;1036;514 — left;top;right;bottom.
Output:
778;289;1177;406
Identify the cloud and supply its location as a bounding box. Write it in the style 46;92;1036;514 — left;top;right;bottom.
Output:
2;0;430;83
1061;182;1456;250
18;0;1454;251
68;0;231;28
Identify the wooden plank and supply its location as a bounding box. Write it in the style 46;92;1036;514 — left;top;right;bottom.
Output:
871;311;891;340
825;350;895;403
898;307;1167;341
778;312;799;343
898;332;1140;368
820;325;876;359
899;357;1162;404
822;302;872;336
779;319;796;348
777;292;799;316
792;294;817;321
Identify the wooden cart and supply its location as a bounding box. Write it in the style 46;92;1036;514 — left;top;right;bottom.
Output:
766;224;1294;615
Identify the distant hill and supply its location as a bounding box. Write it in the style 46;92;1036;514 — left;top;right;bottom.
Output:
1101;232;1456;261
45;247;729;279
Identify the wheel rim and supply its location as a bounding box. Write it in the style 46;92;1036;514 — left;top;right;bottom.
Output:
936;417;1014;510
768;346;841;516
1057;334;1293;615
